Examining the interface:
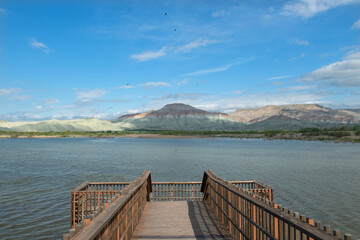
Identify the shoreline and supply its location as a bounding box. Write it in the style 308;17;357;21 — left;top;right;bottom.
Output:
0;134;208;139
1;132;359;143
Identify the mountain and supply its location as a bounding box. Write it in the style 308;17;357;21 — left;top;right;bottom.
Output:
337;109;360;121
0;119;124;132
113;103;245;131
242;115;347;131
1;103;359;132
231;104;359;124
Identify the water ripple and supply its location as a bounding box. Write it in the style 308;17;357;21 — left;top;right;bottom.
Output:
0;138;359;239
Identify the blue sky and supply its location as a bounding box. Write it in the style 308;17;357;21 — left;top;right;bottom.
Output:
1;0;360;121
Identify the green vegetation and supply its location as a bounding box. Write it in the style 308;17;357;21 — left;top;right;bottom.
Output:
1;125;360;143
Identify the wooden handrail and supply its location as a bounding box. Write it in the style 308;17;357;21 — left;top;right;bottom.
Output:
72;182;89;191
67;170;152;240
201;170;342;240
71;178;273;227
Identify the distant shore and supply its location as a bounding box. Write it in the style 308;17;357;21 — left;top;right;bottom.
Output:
1;129;360;142
0;133;207;139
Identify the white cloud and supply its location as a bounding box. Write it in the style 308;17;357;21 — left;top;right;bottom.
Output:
301;51;360;87
116;85;136;89
0;88;31;101
75;89;107;102
211;10;227;18
186;59;251;76
290;52;307;60
9;95;31;101
229;90;245;95
281;0;360;18
130;47;166;62
126;109;141;114
268;75;289;80
271;81;285;85
35;105;43;110
0;88;21;96
288;38;310;46
42;98;59;105
176;79;189;86
140;82;171;89
279;85;317;91
176;38;218;53
187;65;232;76
130;38;218;62
156;92;205;100
29;37;51;53
352;19;360;29
186;57;255;76
189;91;326;113
43;98;58;105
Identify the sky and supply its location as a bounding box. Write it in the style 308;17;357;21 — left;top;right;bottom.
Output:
1;0;360;121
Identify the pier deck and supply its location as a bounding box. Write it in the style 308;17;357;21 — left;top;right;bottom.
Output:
132;201;232;240
64;170;352;240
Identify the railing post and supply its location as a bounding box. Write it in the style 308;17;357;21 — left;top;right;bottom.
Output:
71;191;75;228
228;188;232;235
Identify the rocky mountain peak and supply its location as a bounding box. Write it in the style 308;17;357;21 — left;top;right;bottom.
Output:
230;104;356;123
155;103;207;114
265;114;298;121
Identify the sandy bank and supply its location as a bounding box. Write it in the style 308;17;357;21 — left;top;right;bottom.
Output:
0;135;11;138
0;134;207;139
119;134;207;139
0;133;359;142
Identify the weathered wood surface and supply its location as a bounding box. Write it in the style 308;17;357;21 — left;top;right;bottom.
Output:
132;201;233;240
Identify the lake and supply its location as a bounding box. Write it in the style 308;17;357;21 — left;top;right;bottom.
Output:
0;137;359;239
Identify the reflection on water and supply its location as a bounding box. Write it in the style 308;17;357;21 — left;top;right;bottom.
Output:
0;138;359;239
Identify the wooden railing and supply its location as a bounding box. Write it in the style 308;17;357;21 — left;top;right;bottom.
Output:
230;180;273;202
201;170;351;240
71;180;273;227
71;182;129;228
64;171;152;240
149;181;273;201
150;182;203;201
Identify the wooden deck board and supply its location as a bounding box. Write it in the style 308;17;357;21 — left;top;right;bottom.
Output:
132;201;233;240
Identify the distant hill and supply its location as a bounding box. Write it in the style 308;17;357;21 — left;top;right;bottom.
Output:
231;104;359;124
242;115;350;131
0;119;124;132
113;103;245;131
338;109;360;120
242;115;313;131
0;127;11;131
1;103;359;132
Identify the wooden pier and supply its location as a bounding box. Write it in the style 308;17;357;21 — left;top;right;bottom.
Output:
132;201;232;239
63;170;353;240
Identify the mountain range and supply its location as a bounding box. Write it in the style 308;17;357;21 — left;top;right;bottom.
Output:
1;103;359;132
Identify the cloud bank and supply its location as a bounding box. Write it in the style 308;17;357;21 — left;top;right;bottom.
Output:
301;51;360;87
75;89;107;102
176;38;218;53
288;38;310;46
140;82;171;89
130;47;167;62
281;0;360;18
352;19;360;29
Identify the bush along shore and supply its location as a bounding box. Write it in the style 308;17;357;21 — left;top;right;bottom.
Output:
1;126;360;143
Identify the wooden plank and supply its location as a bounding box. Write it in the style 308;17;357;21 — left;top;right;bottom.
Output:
132;201;233;240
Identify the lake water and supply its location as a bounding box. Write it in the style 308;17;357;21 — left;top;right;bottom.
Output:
0;138;359;239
